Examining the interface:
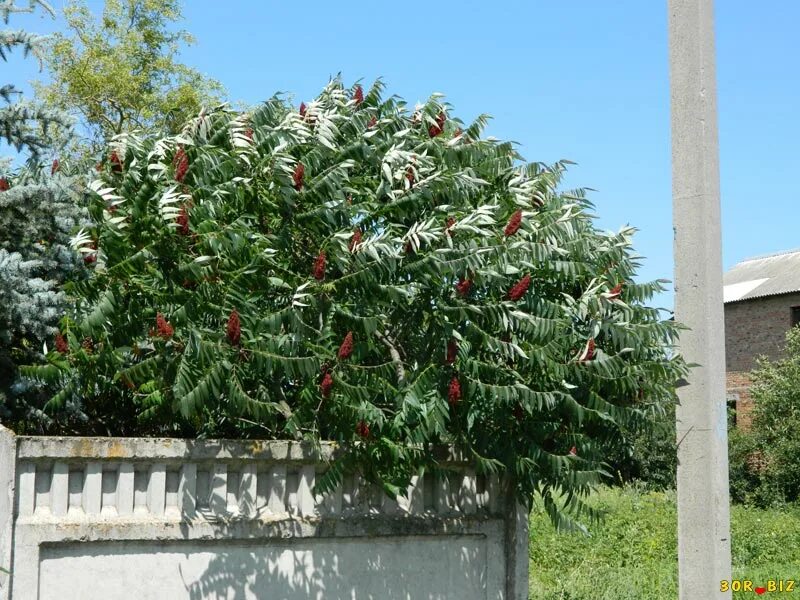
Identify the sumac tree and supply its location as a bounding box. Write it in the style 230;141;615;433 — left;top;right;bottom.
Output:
23;79;686;528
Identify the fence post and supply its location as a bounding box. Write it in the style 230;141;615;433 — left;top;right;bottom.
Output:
0;425;17;600
504;483;529;599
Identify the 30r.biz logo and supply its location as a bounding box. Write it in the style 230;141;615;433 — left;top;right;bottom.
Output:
720;580;795;594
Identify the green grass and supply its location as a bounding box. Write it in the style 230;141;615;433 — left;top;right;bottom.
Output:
528;486;800;599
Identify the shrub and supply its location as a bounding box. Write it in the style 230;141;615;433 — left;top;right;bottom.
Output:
728;422;766;505
607;407;677;491
22;79;686;524
728;327;800;506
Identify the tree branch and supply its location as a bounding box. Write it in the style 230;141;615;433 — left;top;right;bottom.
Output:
375;329;406;386
106;97;127;134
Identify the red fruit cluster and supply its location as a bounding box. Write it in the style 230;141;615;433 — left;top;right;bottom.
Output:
406;167;415;186
607;282;623;299
51;159;60;175
55;332;69;354
507;274;531;301
367;116;377;128
293;162;305;191
455;278;472;297
569;446;578;456
155;313;174;339
176;204;190;235
0;178;8;191
110;150;123;173
245;128;254;142
504;209;523;237
173;147;189;183
428;112;446;137
81;337;94;353
445;339;458;364
353;85;364;105
227;310;241;346
299;102;307;117
320;372;333;398
313;251;326;280
448;377;462;406
349;228;362;252
337;331;354;360
83;253;97;265
356;420;370;438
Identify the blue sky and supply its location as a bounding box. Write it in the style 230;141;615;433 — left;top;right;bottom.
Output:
5;1;799;310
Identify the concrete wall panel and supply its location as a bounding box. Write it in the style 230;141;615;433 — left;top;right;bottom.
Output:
0;428;527;599
39;536;492;600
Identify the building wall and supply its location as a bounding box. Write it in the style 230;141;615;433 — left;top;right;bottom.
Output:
725;292;800;372
724;292;800;428
726;371;753;429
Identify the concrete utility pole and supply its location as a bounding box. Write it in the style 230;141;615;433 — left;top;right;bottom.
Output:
668;0;732;598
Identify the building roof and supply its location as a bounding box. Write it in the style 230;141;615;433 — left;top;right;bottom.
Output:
724;249;800;303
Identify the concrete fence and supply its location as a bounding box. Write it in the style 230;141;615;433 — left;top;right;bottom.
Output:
0;425;529;599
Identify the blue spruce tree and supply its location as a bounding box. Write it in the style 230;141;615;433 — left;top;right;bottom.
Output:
0;0;83;431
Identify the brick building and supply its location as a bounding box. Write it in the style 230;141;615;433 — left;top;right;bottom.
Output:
723;250;800;427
